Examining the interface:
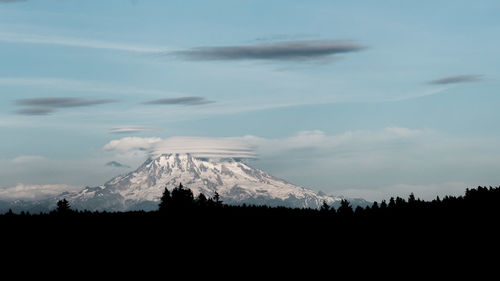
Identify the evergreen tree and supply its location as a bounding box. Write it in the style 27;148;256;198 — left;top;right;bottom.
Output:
337;199;353;216
159;187;171;212
196;193;208;207
320;201;331;213
171;183;194;208
56;199;71;213
213;191;223;207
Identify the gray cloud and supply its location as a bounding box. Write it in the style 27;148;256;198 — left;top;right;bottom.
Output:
0;0;26;3
106;161;130;168
172;40;366;62
15;97;116;115
16;107;54;116
109;126;153;134
428;75;483;85
143;96;214;106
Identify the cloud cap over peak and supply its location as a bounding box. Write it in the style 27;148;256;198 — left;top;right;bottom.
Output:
172;40;366;62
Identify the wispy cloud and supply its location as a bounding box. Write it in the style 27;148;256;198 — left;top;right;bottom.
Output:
0;77;173;97
109;126;153;134
105;161;130;168
0;31;164;53
16;107;54;116
143;96;214;106
428;75;483;85
0;0;26;3
16;97;115;107
0;184;78;200
172;40;366;62
15;97;116;115
11;155;46;164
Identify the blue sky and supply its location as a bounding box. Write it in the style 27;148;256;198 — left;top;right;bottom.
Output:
1;0;500;201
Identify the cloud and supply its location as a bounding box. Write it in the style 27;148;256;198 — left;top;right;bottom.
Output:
103;136;255;159
109;126;153;134
143;96;214;106
15;97;116;115
0;0;26;3
334;182;472;202
11;155;46;164
16;97;115;107
103;137;162;153
428;75;482;85
239;127;426;157
103;127;423;160
0;77;170;96
0;184;78;200
105;161;130;168
172;40;366;62
16;107;54;116
0;31;164;53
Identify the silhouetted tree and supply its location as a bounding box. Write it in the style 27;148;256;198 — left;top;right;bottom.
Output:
408;193;416;204
380;200;387;209
171;183;194;208
196;193;208;207
56;199;71;213
337;199;353;216
355;206;364;215
388;197;396;209
158;187;171;212
213;191;223;207
320;201;331;213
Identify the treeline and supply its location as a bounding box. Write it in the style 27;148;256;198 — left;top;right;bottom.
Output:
2;184;499;220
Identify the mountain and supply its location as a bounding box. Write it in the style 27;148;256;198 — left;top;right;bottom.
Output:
1;154;370;212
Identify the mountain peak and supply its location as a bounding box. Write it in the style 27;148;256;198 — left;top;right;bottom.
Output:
37;154;346;211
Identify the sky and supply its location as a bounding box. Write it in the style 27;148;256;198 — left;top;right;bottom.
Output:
1;0;500;201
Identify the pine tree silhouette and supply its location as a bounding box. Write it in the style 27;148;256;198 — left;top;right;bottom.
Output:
56;199;71;213
213;191;223;207
159;187;171;212
337;199;353;216
320;201;331;213
196;193;208;207
171;183;194;209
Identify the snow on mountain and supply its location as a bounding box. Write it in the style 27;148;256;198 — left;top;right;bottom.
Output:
61;153;343;211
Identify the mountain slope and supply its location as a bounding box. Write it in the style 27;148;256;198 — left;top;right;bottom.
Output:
65;154;343;211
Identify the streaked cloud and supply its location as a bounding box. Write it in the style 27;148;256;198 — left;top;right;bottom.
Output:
0;184;78;200
172;40;366;62
16;107;54;116
428;75;483;85
106;161;130;168
0;77;169;96
0;0;26;3
15;97;116;115
0;31;164;53
16;97;115;107
143;96;214;106
109;126;153;134
11;155;46;164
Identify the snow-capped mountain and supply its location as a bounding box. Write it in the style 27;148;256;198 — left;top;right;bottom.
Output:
1;154;370;212
66;154;344;211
